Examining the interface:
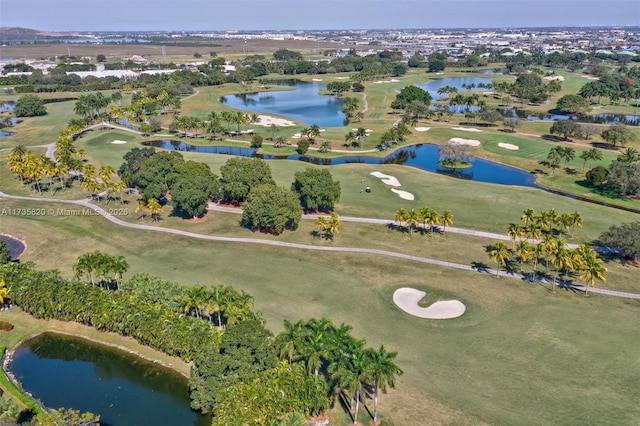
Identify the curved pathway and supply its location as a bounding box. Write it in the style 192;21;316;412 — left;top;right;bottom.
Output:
1;191;638;300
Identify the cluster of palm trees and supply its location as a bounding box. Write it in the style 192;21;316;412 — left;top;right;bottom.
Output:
579;148;604;172
344;127;369;148
342;96;363;123
378;122;411;150
314;212;341;240
488;209;607;295
546;146;576;176
394;206;454;236
7;146;65;195
73;251;129;289
82;163;127;202
181;284;257;327
73;92;111;122
134;198;163;222
275;318;403;424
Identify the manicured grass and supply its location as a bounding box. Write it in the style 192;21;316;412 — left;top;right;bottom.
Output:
0;199;639;425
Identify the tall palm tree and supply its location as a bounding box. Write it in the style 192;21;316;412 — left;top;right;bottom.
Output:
521;208;536;227
365;345;403;425
182;285;207;319
406;209;420;236
514;240;534;273
275;319;307;362
330;346;369;425
327;211;341;241
146;198;162;222
549;238;570;293
395;208;408;229
557;213;574;236
576;245;607;297
507;223;524;245
570;211;583;239
315;216;328;238
440;209;454;234
489;241;511;277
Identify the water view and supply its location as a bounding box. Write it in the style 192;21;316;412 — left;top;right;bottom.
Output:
10;333;209;426
221;80;346;127
143;140;539;188
0;235;25;260
418;76;495;100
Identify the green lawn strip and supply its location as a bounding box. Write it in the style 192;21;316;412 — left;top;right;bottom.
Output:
2;208;639;425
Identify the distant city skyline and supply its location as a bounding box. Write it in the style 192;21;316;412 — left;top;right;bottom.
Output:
1;1;639;32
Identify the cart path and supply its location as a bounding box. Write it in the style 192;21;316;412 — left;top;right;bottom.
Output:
1;191;638;300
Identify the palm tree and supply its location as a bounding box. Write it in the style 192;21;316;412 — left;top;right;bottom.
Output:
406;209;420;236
146;198;162;222
557;213;574;236
549;238;570;293
327;211;341;241
514;240;534;273
507;223;524;245
576;244;607;297
365;345;403;425
440;209;454;234
315;216;328;238
617;147;639;163
395;208;408;229
182;285;207;319
489;241;511;276
109;255;129;290
330;346;369;425
319;140;331;153
570;211;583;239
521;208;536;227
275;319;306;362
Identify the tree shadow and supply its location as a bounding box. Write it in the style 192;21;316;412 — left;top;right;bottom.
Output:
542;134;566;143
471;261;491;274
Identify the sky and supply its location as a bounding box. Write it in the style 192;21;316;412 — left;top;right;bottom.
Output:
1;0;639;32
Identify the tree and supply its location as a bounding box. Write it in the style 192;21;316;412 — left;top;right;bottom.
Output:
365;345;403;424
428;59;445;73
291;168;341;212
242;185;302;234
546;148;562;176
556;94;590;114
190;320;278;414
579;148;603;172
440;209;454;234
146;198;162;222
480;109;503;125
578;123;599;140
586;165;609;187
395;207;408;229
0;241;12;264
607;161;640;196
550;120;580;141
220;157;274;203
503;117;522;132
601;123;636;148
406;209;420;236
488;241;511;276
250;134;263;148
576;244;607;296
296;138;310;154
96;54;106;62
14;94;46;117
391;85;432;110
599;221;640;263
617;147;640;163
330;345;369;425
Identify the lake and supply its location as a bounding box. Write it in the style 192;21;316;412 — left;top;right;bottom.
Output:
9;333;209;426
143;140;539;188
418;76;495;100
221;80;346;127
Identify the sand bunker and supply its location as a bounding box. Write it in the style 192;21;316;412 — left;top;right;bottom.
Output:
335;77;349;80
391;188;415;200
452;127;482;132
393;288;466;319
544;75;565;81
498;142;519;150
414;127;431;132
312;78;322;81
255;115;295;127
448;138;481;146
111;140;127;144
370;171;401;187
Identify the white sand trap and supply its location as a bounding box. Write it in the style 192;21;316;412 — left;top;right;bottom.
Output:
448;137;481;146
370;171;401;187
391;188;414;200
498;142;519;150
335;77;349;80
319;129;326;132
255;115;295;127
292;134;301;139
414;127;431;132
312;78;322;81
393;288;466;319
544;75;565;81
390;79;399;82
452;127;482;132
111;140;127;144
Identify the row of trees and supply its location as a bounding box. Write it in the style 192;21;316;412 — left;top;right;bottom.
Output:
550;120;636;148
394;206;454;236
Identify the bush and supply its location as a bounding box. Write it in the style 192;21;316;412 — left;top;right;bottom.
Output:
14;94;46;117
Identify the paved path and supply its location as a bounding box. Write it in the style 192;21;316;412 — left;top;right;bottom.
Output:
1;191;638;300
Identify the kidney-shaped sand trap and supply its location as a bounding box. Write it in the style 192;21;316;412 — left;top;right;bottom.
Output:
393;287;466;319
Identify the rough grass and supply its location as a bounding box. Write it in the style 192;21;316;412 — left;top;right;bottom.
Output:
0;202;639;425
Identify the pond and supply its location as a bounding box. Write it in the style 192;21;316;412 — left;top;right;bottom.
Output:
0;234;25;260
143;140;539;188
0;101;15;113
418;76;495;100
9;333;209;426
220;80;346;127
